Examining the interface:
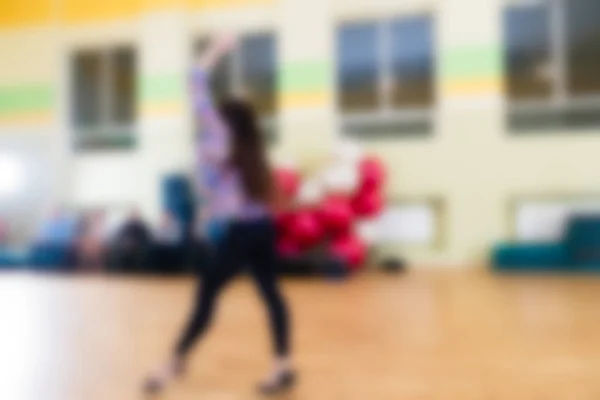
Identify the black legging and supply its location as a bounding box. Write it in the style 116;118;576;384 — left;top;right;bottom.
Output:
175;217;290;357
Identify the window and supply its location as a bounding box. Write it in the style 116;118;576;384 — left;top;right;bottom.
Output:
338;22;379;112
337;14;435;137
377;203;438;245
195;33;277;141
503;0;600;131
504;2;552;101
515;198;600;241
71;47;136;150
0;153;25;197
566;0;600;96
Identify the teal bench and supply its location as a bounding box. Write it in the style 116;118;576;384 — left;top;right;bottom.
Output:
493;214;600;272
0;248;28;270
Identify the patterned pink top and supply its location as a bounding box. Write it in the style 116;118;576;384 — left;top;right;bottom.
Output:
191;67;268;226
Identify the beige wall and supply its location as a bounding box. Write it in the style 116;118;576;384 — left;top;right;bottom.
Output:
1;0;600;264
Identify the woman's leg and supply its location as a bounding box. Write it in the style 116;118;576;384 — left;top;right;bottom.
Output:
174;269;232;356
247;220;293;391
144;235;239;393
175;228;241;355
249;254;290;357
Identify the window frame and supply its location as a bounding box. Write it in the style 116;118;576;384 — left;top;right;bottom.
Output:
70;45;137;150
508;193;600;241
335;13;437;137
371;197;445;250
193;30;278;142
504;0;600;115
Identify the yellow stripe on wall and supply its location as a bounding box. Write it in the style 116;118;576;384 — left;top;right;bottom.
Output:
141;91;330;116
62;0;275;24
0;0;55;28
140;101;184;117
0;110;53;126
442;78;503;97
142;0;186;11
141;92;334;115
280;91;331;109
0;0;277;28
187;0;275;9
62;0;141;24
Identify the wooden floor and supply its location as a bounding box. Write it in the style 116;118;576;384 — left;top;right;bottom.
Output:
1;270;600;400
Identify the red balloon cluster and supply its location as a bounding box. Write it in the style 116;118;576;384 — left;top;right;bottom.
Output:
319;196;353;235
277;236;301;258
329;234;367;271
359;157;386;190
274;156;386;272
276;209;324;256
352;189;383;218
290;210;323;248
351;157;385;218
276;211;299;257
274;168;300;204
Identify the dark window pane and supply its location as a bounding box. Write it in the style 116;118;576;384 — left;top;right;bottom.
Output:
196;38;232;102
390;15;434;108
194;38;210;54
337;22;379;112
72;51;102;128
241;33;276;116
212;55;232;103
504;3;552;101
566;0;600;96
109;47;136;125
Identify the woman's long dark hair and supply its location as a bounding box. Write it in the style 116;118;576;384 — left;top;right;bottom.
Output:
219;99;274;204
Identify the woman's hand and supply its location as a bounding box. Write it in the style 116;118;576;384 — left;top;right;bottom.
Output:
199;32;238;71
215;32;237;54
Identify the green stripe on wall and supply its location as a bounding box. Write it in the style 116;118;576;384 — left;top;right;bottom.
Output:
278;47;501;94
139;74;185;103
441;45;502;80
138;47;501;104
0;47;501;118
0;84;54;115
280;60;332;93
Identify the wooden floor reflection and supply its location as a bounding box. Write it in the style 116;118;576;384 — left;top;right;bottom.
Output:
1;270;600;400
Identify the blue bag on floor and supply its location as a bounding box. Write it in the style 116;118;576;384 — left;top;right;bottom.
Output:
205;219;229;245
